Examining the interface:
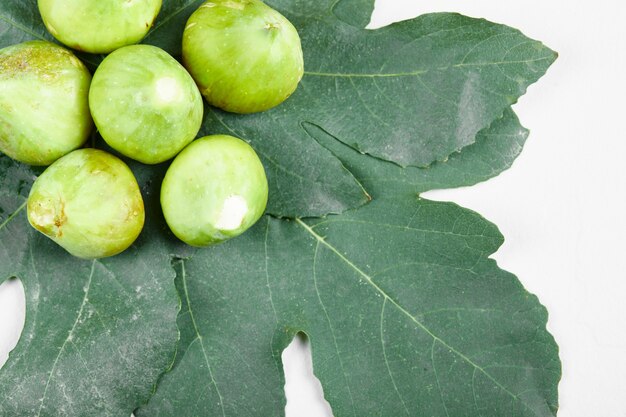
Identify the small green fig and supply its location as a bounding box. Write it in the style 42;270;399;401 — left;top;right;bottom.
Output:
38;0;162;54
182;0;304;114
89;45;204;165
0;41;92;166
27;149;145;259
161;135;268;246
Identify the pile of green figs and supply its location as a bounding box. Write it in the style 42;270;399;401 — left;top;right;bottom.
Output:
0;0;304;258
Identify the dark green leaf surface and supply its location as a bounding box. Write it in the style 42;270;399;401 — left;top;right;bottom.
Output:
201;106;370;218
268;0;375;29
0;1;559;416
0;0;555;217
138;197;559;417
142;0;204;57
147;3;555;214
309;107;529;199
292;14;554;168
0;156;180;417
0;2;51;45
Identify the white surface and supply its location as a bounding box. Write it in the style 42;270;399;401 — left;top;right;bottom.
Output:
2;1;625;416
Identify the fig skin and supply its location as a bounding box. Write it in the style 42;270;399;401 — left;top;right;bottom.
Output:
89;45;204;165
0;41;92;166
161;135;268;247
182;0;304;114
38;0;162;54
27;149;145;259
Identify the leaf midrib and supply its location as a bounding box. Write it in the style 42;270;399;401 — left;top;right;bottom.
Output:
0;200;26;232
311;217;497;241
305;70;427;78
303;56;553;79
295;218;542;416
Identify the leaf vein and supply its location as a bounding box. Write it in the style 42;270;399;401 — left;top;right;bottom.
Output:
36;260;96;417
264;217;281;374
431;340;451;417
0;15;46;41
0;200;27;232
312;240;357;417
379;299;410;415
296;218;538;414
180;259;226;417
145;0;200;39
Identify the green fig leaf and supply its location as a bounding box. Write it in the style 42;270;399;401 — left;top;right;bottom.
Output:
145;2;556;215
0;156;180;417
308;107;529;199
0;1;555;217
0;1;559;416
137;197;560;417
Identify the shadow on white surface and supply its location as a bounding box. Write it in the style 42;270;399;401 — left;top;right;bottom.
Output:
283;334;333;417
0;278;25;369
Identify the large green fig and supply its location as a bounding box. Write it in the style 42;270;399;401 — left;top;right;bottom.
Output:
182;0;304;114
38;0;162;54
0;41;92;166
27;149;145;259
89;45;204;165
161;135;268;246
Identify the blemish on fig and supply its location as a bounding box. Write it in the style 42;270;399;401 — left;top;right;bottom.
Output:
222;1;245;10
215;195;248;231
29;198;66;238
69;56;83;69
46;23;59;36
53;200;67;237
155;77;182;103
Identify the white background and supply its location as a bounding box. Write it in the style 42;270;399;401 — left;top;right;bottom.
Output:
2;1;626;416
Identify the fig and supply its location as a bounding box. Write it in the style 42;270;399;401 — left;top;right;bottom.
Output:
0;41;92;166
89;45;204;165
161;135;268;246
27;149;145;259
38;0;162;54
182;0;304;114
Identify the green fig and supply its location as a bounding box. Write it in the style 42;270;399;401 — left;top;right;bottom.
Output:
89;45;204;165
0;41;92;166
27;149;145;259
161;135;268;246
182;0;304;113
38;0;162;54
